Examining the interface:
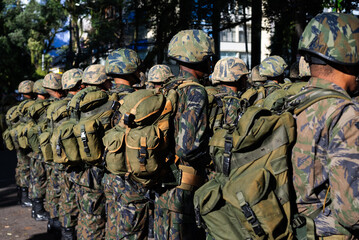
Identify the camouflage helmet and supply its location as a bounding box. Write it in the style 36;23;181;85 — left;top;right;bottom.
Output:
168;29;215;63
298;12;359;66
43;73;62;90
83;64;111;85
18;80;34;94
105;48;141;75
211;57;249;82
299;56;311;77
259;56;288;77
289;61;300;79
148;65;174;83
33;79;47;95
62;68;83;90
250;65;267;82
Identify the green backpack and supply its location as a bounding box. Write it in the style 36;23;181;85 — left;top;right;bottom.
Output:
3;105;20;151
52;86;118;165
15;99;36;149
194;88;351;240
103;89;177;187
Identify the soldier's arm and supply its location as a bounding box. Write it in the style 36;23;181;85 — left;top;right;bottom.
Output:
175;86;209;162
328;105;359;228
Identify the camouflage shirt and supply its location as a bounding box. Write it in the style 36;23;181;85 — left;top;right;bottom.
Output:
292;77;359;236
174;70;209;165
111;83;134;100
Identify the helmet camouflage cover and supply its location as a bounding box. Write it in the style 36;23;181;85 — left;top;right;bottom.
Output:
250;65;267;82
168;29;215;63
105;48;141;75
211;57;249;82
62;68;83;90
33;79;47;95
259;55;288;77
83;64;111;85
299;56;311;77
43;73;62;90
18;80;34;94
298;12;359;66
148;64;174;83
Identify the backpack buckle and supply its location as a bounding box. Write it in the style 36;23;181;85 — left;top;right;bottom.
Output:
292;215;306;228
223;135;233;176
80;125;91;157
124;112;135;126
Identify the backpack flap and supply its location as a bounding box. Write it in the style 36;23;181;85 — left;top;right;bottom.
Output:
79;90;108;112
27;120;48;153
103;126;126;175
18;121;35;149
3;128;14;151
73;119;104;163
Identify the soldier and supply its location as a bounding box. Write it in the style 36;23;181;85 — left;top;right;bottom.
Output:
58;68;83;240
14;80;35;208
298;56;311;81
103;48;145;240
42;72;64;235
154;29;214;240
210;57;249;129
68;64;113;240
292;12;359;238
28;79;50;221
147;64;175;89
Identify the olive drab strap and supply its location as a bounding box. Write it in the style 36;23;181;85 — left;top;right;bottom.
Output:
223;130;233;176
139;136;147;172
80;124;91;157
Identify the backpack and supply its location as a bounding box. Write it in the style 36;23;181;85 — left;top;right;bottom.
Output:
241;82;282;107
3;105;20;151
194;88;351;240
15;99;36;149
103;89;177;187
52;86;118;165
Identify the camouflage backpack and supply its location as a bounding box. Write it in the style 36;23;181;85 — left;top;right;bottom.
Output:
103;88;177;187
194;88;351;240
51;86;118;165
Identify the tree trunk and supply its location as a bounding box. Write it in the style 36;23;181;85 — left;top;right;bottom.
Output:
251;0;261;68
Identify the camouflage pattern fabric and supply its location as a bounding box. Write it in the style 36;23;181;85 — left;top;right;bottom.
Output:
298;12;359;65
250;65;267;82
148;64;174;83
168;29;215;63
44;162;63;219
58;168;79;228
259;55;287;77
33;79;47;95
18;80;34;94
292;77;359;236
117;177;150;240
74;166;106;240
83;64;111;85
15;149;31;187
62;68;83;90
43;73;62;90
110;83;135;97
173;70;210;163
29;152;47;199
211;57;249;83
105;48;141;75
216;85;242;127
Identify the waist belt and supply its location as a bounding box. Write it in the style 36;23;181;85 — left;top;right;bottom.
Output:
176;165;204;191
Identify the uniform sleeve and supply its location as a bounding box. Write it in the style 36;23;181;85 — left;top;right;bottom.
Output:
175;86;209;162
328;104;359;228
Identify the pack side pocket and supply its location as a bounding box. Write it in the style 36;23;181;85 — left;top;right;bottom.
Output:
39;131;53;162
3;128;14;151
103;128;126;175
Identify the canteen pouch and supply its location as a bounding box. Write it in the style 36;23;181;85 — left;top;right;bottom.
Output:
52;119;81;164
73;119;104;162
3;128;14;151
103;126;126;175
39;131;53;162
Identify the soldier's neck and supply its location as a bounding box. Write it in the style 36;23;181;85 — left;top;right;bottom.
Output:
113;78;131;86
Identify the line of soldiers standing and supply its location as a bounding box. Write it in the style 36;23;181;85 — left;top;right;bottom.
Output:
2;11;359;240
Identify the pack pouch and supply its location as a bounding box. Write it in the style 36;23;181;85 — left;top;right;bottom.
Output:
27;120;48;153
52;119;81;164
9;125;21;150
73;119;104;162
3;128;14;151
18;121;35;149
102;126;126;175
39;131;53;161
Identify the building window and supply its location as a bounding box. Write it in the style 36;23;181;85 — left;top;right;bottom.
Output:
238;28;251;43
220;29;236;42
220;51;238;58
239;52;251;69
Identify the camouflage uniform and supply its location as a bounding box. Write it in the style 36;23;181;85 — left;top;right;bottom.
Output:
103;48;150;240
293;12;359;238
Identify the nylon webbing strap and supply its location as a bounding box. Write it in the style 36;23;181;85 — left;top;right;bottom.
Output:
80;125;91;157
56;131;62;157
138;137;147;172
223;133;233;176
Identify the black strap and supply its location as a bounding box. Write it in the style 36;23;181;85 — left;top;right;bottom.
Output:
80;124;91;157
223;133;233;176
